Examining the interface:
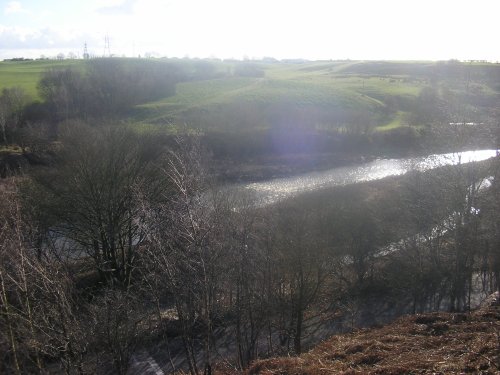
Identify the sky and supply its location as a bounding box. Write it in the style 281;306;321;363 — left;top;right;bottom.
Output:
0;0;499;61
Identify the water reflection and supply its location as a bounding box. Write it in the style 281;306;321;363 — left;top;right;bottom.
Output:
242;150;499;205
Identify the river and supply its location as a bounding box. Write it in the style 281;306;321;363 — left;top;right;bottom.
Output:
240;149;499;205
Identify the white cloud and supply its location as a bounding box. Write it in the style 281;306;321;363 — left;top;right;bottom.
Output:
1;0;500;61
97;0;137;15
4;1;24;14
0;25;100;51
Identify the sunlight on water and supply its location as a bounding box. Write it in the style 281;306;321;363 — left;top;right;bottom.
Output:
243;150;499;205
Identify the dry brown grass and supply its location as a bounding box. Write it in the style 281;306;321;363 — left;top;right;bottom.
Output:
242;305;500;375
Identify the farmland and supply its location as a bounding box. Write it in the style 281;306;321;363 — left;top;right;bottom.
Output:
0;59;81;98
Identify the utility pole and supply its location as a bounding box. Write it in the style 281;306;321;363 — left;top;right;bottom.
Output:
104;35;111;57
83;42;89;60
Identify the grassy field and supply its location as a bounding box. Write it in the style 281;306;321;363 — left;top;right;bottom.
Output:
132;60;499;132
132;61;424;130
2;58;498;134
0;59;82;98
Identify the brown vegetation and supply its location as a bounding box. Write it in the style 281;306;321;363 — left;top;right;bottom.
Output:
246;303;500;374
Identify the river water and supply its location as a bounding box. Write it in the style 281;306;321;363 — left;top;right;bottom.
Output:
241;149;499;205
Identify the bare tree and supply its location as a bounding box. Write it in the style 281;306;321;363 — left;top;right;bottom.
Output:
225;197;273;368
0;87;30;144
0;180;91;374
140;135;233;374
270;203;328;355
394;157;492;312
31;123;165;287
90;287;144;375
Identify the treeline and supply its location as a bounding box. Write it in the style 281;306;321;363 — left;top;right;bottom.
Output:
0;58;227;147
1;123;499;374
204;126;423;163
339;60;500;89
1;58;181;146
288;159;500;314
35;59;181;122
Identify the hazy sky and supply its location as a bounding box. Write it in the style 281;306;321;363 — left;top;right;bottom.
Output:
1;0;499;61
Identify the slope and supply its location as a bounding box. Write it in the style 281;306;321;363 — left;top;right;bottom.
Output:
245;300;500;374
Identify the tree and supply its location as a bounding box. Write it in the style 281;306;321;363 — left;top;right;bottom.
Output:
0;181;91;374
439;159;488;311
480;155;500;295
226;197;273;368
90;287;143;375
31;123;165;287
140;135;232;374
406;86;445;127
37;59;180;124
0;87;30;144
394;156;492;312
37;67;86;123
1;178;153;374
393;170;450;312
271;203;328;355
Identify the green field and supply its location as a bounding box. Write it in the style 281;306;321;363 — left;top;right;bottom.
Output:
132;60;499;132
0;59;82;98
2;59;499;133
132;61;425;130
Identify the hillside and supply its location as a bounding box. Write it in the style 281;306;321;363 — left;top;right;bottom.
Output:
2;59;499;132
244;299;500;375
2;58;499;135
132;60;500;133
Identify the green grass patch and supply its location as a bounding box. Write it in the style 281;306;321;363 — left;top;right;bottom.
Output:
133;75;392;129
127;122;177;135
0;59;83;98
376;111;407;131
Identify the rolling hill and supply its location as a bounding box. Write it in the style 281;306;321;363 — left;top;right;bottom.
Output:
131;60;500;134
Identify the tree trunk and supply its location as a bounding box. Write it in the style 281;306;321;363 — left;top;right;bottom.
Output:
0;119;7;145
0;268;22;375
294;308;303;355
